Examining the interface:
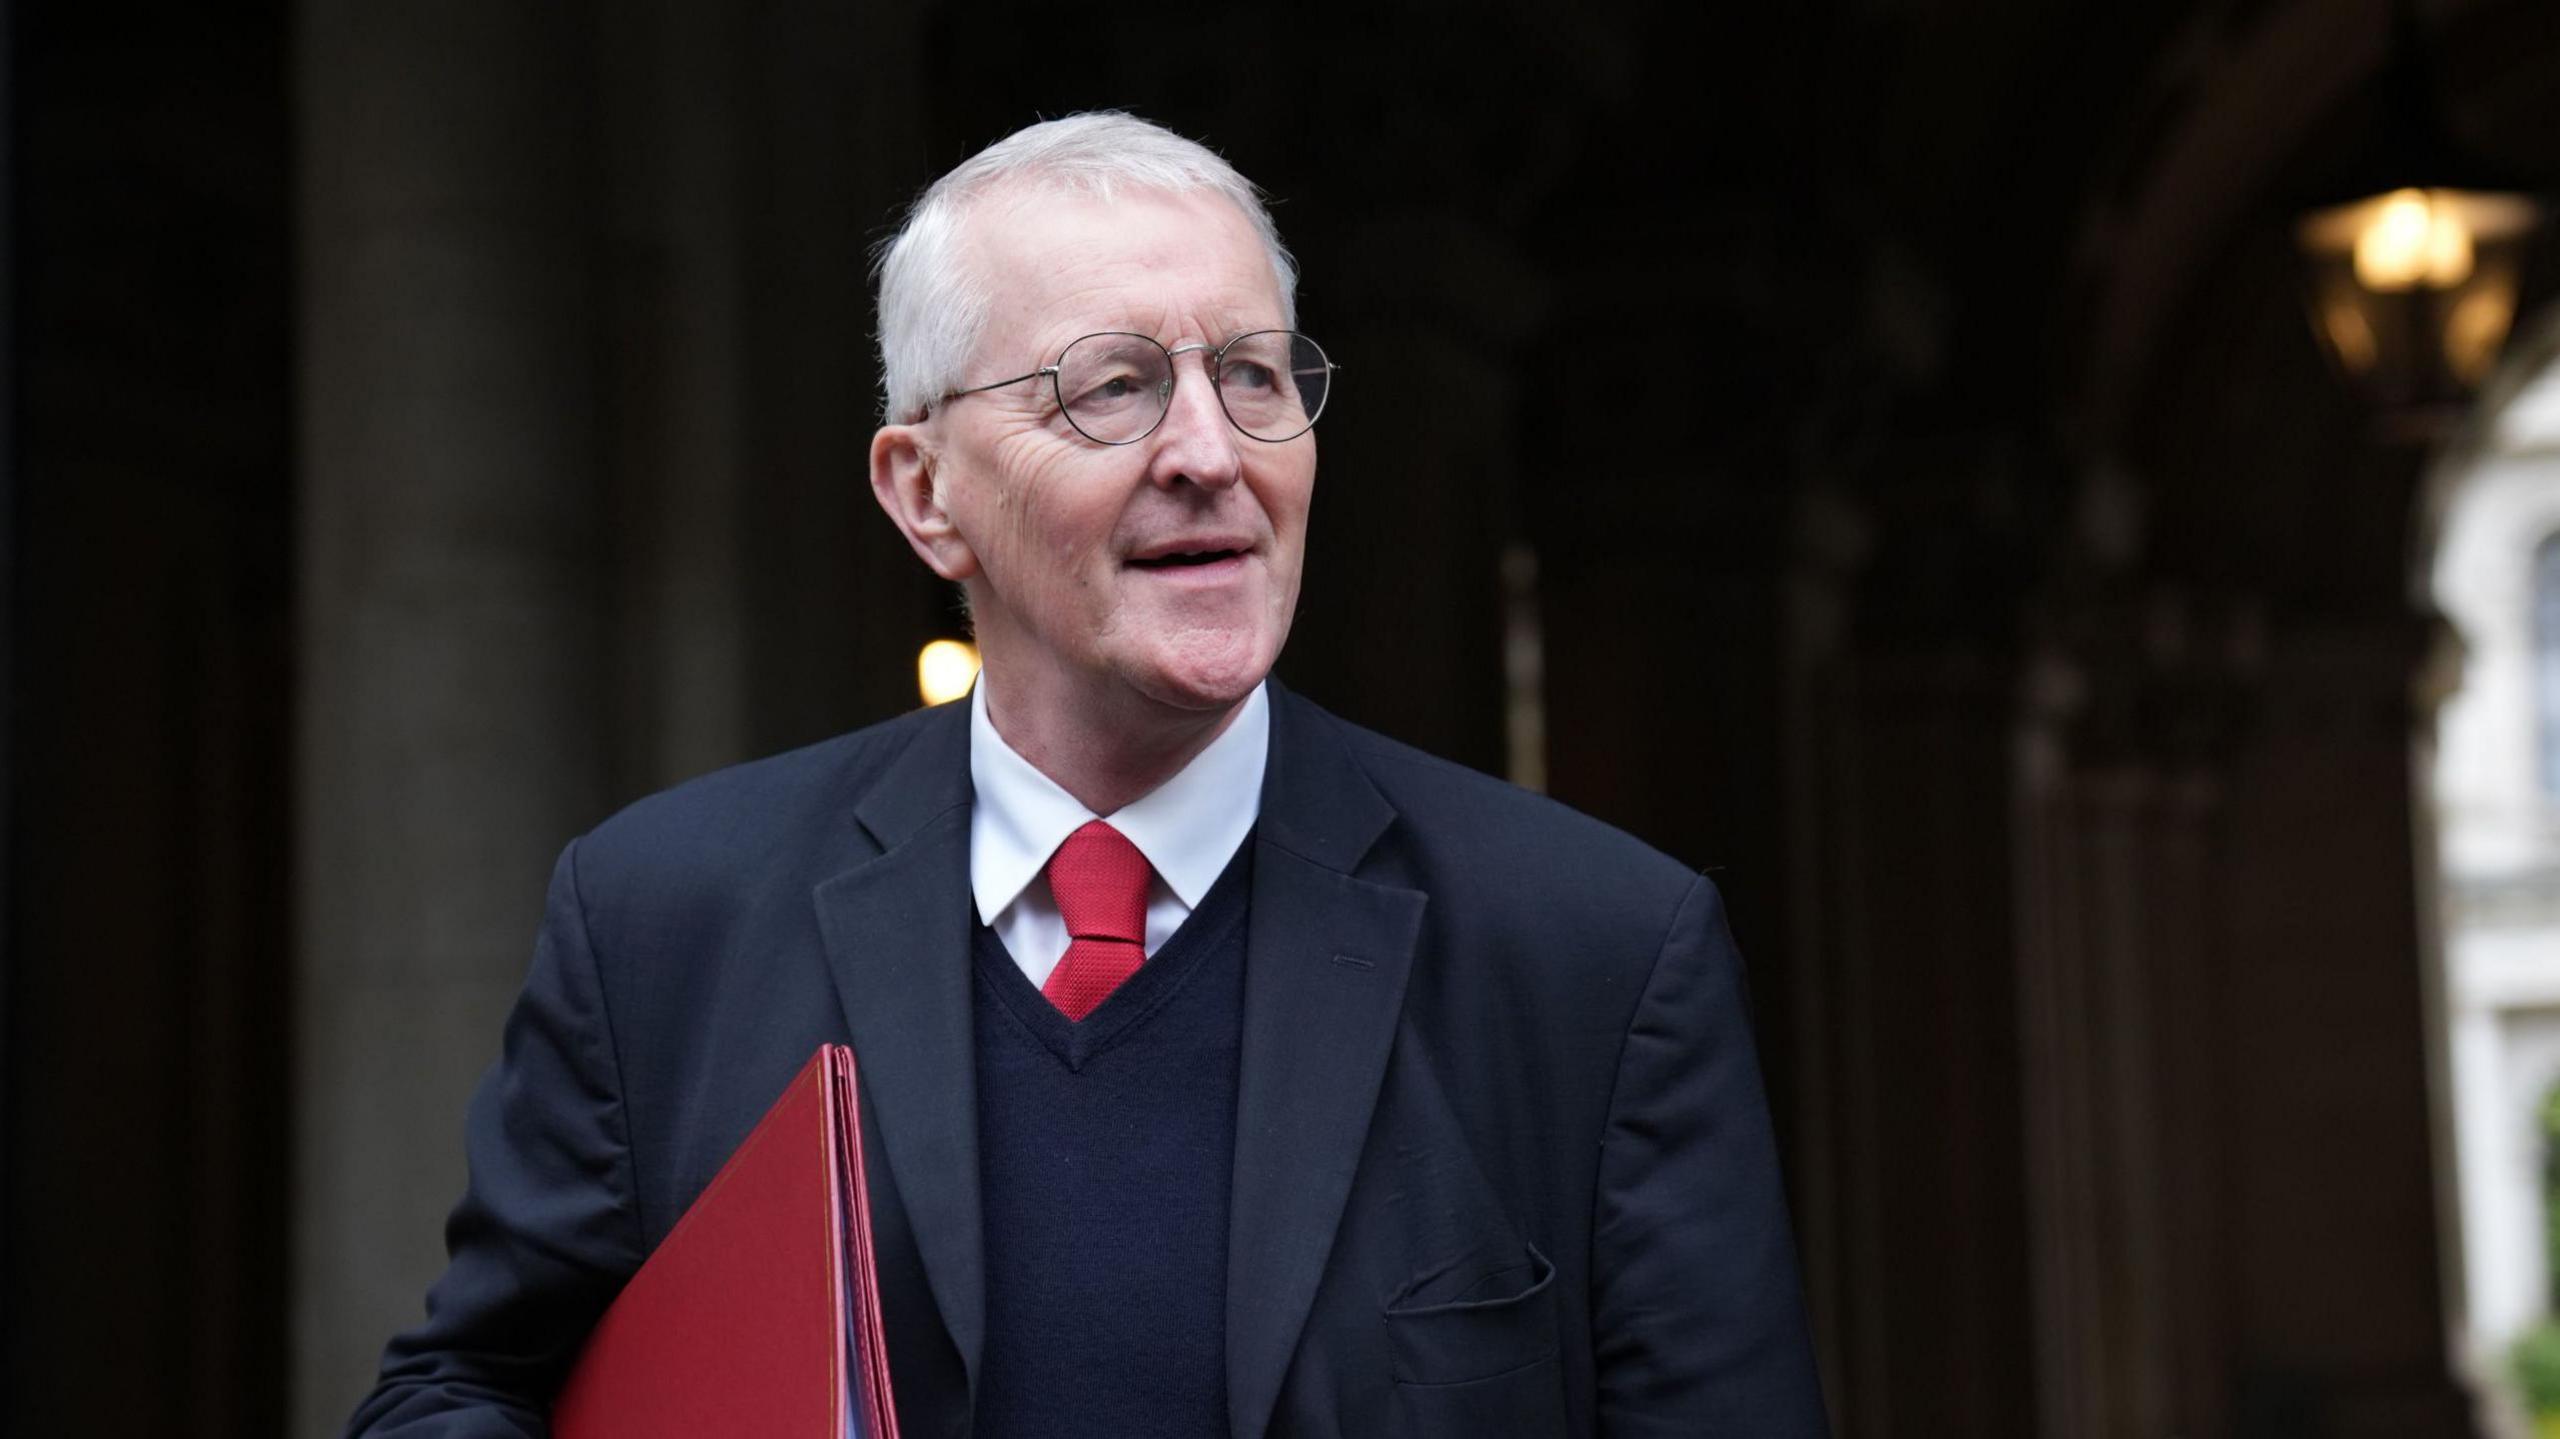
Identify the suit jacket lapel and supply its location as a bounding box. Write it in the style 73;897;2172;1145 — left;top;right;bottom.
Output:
805;690;1424;1437
1227;687;1425;1439
811;705;987;1403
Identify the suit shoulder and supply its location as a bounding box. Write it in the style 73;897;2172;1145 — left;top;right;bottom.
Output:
570;702;953;896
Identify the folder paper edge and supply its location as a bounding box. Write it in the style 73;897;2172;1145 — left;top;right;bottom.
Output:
830;1045;899;1439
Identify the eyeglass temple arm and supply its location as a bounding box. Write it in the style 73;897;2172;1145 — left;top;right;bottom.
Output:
944;365;1059;401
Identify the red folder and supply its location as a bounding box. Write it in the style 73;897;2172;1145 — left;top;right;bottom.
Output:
552;1044;899;1438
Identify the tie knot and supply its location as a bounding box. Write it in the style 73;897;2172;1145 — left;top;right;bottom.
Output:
1046;820;1150;945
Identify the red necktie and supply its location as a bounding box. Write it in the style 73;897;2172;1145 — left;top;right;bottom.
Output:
1040;820;1152;1020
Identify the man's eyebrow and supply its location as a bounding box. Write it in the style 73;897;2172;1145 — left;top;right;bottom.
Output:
1208;307;1281;341
1030;304;1274;355
1035;306;1174;352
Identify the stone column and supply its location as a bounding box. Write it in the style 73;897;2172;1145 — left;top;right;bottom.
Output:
291;5;608;1432
2011;589;2258;1439
2220;615;2480;1437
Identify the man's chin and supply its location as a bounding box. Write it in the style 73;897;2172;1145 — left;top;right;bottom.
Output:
1129;670;1267;716
1120;639;1281;716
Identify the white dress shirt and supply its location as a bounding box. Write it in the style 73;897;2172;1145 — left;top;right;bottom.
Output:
967;678;1269;988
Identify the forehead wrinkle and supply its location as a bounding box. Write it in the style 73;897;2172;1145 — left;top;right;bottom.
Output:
1019;284;1173;361
1020;287;1286;369
975;198;1285;359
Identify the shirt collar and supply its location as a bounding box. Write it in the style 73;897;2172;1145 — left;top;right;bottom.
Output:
967;677;1269;925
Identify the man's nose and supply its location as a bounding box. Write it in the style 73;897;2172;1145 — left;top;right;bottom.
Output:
1148;357;1243;490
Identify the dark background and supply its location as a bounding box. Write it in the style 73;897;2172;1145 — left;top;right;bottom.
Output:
9;0;2560;1434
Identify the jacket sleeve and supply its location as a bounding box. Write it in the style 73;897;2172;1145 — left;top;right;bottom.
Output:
343;839;649;1437
1590;874;1830;1438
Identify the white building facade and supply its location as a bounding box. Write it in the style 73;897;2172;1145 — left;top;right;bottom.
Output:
2438;353;2560;1373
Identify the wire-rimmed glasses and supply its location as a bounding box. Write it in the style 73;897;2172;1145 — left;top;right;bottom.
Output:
934;330;1335;444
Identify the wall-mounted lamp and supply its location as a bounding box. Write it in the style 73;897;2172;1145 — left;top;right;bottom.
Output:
2299;188;2541;415
917;639;980;706
2294;1;2547;428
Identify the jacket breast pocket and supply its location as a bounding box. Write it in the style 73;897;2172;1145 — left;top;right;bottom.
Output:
1383;1244;1567;1436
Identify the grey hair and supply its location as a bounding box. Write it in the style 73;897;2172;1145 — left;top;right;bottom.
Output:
871;111;1298;424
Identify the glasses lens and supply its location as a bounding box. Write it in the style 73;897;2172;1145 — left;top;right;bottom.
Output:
1216;331;1329;441
1054;333;1173;444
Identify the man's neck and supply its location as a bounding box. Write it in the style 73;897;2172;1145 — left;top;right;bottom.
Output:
978;668;1250;816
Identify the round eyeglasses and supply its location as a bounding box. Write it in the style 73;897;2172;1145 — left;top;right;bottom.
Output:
933;330;1335;445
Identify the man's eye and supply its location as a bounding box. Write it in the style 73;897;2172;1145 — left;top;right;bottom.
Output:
1073;371;1152;409
1220;360;1279;392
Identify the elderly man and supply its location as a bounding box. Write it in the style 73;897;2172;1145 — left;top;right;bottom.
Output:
349;113;1826;1438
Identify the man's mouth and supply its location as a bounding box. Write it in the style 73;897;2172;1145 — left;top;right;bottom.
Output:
1127;546;1247;570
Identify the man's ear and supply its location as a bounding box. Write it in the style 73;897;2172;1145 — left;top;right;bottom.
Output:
869;423;980;583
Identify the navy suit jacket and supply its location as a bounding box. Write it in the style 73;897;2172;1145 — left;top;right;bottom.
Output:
347;684;1829;1437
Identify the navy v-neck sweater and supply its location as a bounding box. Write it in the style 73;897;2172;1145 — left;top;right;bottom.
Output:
970;841;1252;1439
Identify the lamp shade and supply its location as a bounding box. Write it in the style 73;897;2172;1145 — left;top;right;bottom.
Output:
2290;0;2550;427
2297;185;2543;421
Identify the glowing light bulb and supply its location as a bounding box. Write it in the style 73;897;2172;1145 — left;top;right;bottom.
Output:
917;639;980;705
2353;188;2474;292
